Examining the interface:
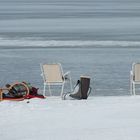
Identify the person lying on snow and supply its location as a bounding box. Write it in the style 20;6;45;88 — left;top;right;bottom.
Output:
3;82;45;99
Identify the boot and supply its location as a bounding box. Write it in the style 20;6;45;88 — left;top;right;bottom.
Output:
69;76;90;100
69;80;82;100
80;76;90;99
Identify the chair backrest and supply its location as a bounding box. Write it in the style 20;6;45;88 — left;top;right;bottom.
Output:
42;64;63;83
133;63;140;82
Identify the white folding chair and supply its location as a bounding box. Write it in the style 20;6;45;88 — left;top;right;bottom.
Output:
130;63;140;95
40;63;72;97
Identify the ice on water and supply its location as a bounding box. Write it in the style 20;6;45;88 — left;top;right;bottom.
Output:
0;0;140;95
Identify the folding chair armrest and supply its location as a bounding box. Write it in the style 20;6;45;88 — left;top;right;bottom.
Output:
63;71;71;77
63;71;71;81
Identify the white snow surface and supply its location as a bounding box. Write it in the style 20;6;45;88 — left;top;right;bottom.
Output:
0;96;140;140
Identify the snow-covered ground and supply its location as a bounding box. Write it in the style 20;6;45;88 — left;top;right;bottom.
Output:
0;96;140;140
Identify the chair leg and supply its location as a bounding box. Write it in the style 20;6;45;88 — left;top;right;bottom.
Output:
61;83;65;98
43;84;46;96
131;82;133;95
48;84;52;96
130;80;133;95
133;83;136;95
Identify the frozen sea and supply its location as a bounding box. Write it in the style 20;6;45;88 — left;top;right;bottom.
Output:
0;0;140;96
